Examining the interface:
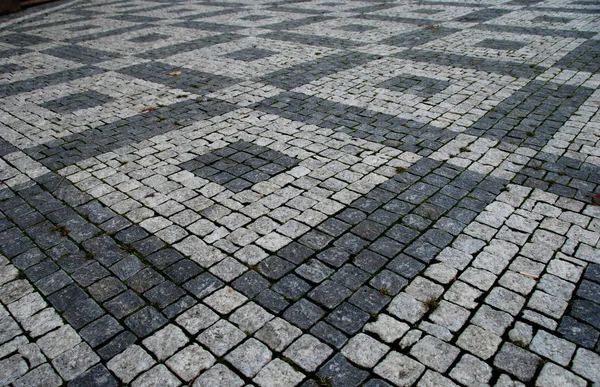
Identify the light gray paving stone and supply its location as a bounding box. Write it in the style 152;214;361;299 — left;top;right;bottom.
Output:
410;335;460;373
193;364;244;387
571;348;600;383
444;281;482;309
419;321;453;341
449;354;493;387
529;330;575;366
494;343;540;382
471;304;513;336
536;274;574;300
13;363;62;387
203;286;247;314
498;271;536;296
374;351;425;386
253;359;305;387
535;363;586;387
457;325;502;360
508;322;533;345
526;290;568;319
7;292;46;322
229;302;273;334
494;374;525;387
283;334;332;372
436;247;473;271
166;344;215;382
546;259;583;282
0;336;28;359
52;342;99;381
19;343;44;368
406;277;445;302
429;300;470;332
0;354;28;386
132;365;181;387
255;317;302;352
459;267;496;291
197;320;246;357
417;370;459;387
142;324;189;361
36;325;81;359
234;245;269;265
400;330;423;349
424;263;457;284
23;308;63;338
107;344;156;383
388;292;427;323
209;258;247;281
175;304;219;335
521;310;558;330
341;333;389;368
364;314;410;343
225;338;272;377
485;287;525;316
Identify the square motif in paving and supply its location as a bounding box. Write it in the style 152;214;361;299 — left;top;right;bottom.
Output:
418;29;577;66
0;63;26;74
128;33;170;44
223;48;277;62
240;15;273;21
412;8;443;15
179;141;300;193
335;24;378;32
377;74;451;98
475;38;527;51
532;15;571;24
43;45;120;64
40;90;115;114
0;33;53;47
67;25;100;32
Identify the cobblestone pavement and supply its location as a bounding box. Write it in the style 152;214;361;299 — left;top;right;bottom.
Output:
0;0;599;386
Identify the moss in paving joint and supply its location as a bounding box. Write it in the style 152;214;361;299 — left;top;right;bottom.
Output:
423;297;440;312
49;224;70;236
316;376;333;387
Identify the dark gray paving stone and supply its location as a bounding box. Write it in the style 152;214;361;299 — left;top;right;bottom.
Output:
309;280;352;309
144;280;186;309
232;270;270;298
127;268;165;293
104;290;145;319
164;259;202;284
354;250;388;274
80;315;123;347
349;286;390;314
63;298;104;329
326;302;370;334
570;300;600;330
310;321;348;349
273;274;311;300
558;316;599;348
330;264;369;290
124;306;167;338
317;354;369;387
256;289;289;313
278;243;315;265
97;331;137;361
283;299;325;329
47;283;88;312
259;255;295;279
68;364;118;387
71;262;110;287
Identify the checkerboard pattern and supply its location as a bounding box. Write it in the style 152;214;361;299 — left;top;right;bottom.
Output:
0;0;599;386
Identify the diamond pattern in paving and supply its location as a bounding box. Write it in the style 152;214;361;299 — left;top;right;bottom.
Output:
0;0;599;386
